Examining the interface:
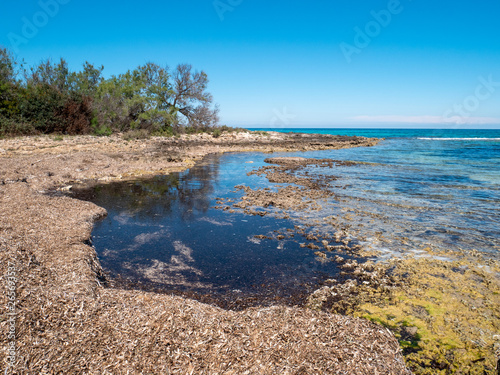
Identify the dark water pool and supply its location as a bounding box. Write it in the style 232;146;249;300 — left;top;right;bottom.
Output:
71;153;350;310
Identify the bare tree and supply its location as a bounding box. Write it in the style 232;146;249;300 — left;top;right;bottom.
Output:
171;64;218;130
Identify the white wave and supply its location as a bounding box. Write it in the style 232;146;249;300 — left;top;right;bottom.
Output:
417;137;500;141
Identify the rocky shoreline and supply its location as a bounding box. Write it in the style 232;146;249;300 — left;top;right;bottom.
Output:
0;132;416;374
0;131;378;190
217;155;500;374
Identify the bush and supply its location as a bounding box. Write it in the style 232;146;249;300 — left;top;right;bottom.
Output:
212;128;222;138
184;126;201;135
18;84;64;134
0;116;35;136
91;117;112;136
152;126;175;137
254;130;269;136
0;82;20;120
58;94;92;135
122;129;150;141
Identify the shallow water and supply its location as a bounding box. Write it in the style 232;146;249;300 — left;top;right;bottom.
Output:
72;154;349;309
281;137;500;258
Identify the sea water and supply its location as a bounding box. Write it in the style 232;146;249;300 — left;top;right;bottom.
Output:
258;129;500;259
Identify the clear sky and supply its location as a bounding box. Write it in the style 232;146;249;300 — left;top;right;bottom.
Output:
1;0;499;128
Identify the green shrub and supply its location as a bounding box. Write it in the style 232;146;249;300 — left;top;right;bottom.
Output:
212;128;222;138
19;83;65;134
152;126;175;137
122;129;150;141
93;126;112;136
0;116;35;136
254;130;269;136
91;123;112;137
184;126;199;135
0;47;221;137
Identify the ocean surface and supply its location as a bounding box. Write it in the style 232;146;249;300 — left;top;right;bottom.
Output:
249;127;500;140
76;128;500;307
254;128;500;259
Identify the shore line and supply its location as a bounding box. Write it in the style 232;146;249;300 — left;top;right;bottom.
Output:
0;132;417;374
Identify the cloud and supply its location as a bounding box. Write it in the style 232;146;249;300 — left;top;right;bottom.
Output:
350;115;500;125
198;217;233;226
128;240;211;288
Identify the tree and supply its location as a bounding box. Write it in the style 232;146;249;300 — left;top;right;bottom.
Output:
69;62;104;96
134;62;177;130
0;48;17;84
93;68;147;132
0;47;23;132
170;64;219;130
18;81;65;133
24;58;71;93
0;46;221;136
93;62;220;133
19;58;95;134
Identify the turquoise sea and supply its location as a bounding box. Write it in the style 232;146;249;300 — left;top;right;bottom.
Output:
77;128;500;307
251;128;500;257
249;127;500;140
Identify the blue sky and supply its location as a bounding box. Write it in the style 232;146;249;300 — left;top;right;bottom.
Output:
1;0;499;128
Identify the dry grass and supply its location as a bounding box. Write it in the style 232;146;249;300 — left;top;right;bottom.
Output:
0;134;411;374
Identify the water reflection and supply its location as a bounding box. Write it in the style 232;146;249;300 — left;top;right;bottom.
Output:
71;155;345;310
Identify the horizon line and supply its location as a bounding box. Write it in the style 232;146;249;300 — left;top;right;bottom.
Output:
241;125;500;130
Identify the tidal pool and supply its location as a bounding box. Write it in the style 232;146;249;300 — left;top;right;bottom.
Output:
71;153;349;310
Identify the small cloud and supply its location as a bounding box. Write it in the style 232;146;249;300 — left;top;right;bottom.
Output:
114;212;133;225
125;230;170;252
131;241;209;288
198;217;233;226
173;241;195;263
133;230;170;246
247;236;261;244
